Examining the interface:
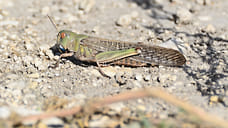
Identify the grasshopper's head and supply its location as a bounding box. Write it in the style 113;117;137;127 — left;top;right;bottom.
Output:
56;30;88;53
57;30;73;53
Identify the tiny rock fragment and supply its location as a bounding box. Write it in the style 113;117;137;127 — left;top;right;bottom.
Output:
170;0;183;4
25;41;35;51
0;10;9;16
196;0;212;5
204;24;216;33
134;73;143;81
198;15;211;21
130;11;139;20
176;8;193;24
137;105;146;111
41;6;50;15
92;26;100;34
44;49;55;60
108;102;125;112
115;72;127;85
34;58;48;71
204;0;212;5
27;73;40;78
129;2;137;8
195;0;204;5
8;34;18;41
116;14;132;27
29;81;38;89
42;117;64;127
144;75;151;81
0;20;19;26
39;44;50;52
0;106;10;119
209;96;219;105
0;14;3;20
7;80;27;89
79;0;95;13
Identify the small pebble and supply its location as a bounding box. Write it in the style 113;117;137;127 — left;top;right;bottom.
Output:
144;75;151;81
41;6;50;15
34;58;48;70
135;73;143;81
170;0;183;4
0;10;9;16
25;42;35;51
157;74;170;83
222;96;228;106
209;96;219;105
22;55;33;66
116;14;132;27
27;73;40;78
204;0;212;5
74;94;86;99
89;116;117;127
130;11;139;20
133;81;143;88
176;8;193;24
108;102;125;112
6;73;19;79
0;106;10;119
198;15;211;21
154;0;164;4
29;82;38;89
79;0;95;13
204;24;216;33
170;75;177;81
8;34;18;40
92;26;100;34
124;122;141;128
44;49;55;60
115;72;127;85
129;3;137;8
6;80;27;90
0;14;3;20
39;44;50;52
42;117;64;126
196;0;212;5
137;105;146;111
195;0;204;5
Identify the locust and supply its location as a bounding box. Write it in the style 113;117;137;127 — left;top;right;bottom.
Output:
48;16;186;78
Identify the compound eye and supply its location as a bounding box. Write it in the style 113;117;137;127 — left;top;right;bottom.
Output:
61;32;66;39
59;45;66;52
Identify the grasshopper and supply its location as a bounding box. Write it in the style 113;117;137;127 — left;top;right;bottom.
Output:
48;16;186;78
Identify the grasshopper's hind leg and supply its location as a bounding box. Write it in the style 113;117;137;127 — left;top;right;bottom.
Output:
94;48;141;78
95;61;111;78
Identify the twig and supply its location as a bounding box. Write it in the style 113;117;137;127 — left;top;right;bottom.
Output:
19;87;228;128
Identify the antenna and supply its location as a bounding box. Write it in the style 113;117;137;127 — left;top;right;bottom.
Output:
47;15;59;32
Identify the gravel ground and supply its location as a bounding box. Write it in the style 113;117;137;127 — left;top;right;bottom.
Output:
0;0;228;127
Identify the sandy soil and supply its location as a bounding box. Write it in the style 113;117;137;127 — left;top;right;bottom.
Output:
0;0;227;127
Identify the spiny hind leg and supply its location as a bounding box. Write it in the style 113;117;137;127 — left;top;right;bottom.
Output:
96;61;111;78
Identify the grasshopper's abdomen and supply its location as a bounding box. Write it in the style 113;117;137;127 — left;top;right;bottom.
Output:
110;46;186;67
134;46;186;66
80;36;186;66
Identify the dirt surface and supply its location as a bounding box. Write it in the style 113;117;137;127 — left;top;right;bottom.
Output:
0;0;228;127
